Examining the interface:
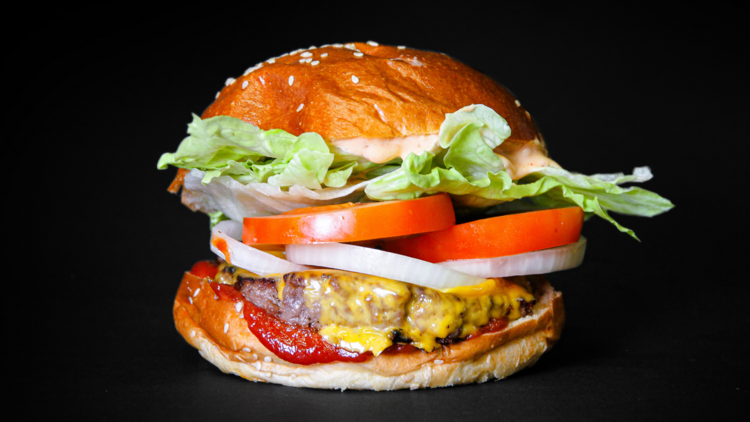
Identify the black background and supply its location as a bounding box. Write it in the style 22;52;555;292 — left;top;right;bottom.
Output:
13;4;747;420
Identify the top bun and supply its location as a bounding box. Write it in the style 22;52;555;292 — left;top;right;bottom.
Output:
203;42;544;147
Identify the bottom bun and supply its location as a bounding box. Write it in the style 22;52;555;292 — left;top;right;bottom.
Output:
173;272;564;390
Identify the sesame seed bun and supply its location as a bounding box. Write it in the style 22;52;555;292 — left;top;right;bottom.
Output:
203;42;544;149
173;272;564;390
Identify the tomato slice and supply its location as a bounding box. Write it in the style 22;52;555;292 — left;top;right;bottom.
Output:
242;194;455;245
381;207;584;262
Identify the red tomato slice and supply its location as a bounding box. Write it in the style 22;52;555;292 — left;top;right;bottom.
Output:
381;207;584;262
242;194;455;245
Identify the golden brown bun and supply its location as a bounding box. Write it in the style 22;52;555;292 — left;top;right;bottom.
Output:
174;272;564;390
203;42;544;149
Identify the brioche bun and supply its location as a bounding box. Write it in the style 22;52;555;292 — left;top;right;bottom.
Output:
173;43;564;389
174;272;564;390
204;42;544;152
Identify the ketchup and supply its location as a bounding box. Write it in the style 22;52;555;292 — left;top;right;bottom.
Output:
190;260;219;279
466;317;509;339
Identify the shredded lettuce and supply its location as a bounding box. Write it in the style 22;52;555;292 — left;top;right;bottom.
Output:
208;210;230;229
158;106;673;238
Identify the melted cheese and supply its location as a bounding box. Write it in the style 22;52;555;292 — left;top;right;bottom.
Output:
298;271;534;355
214;264;535;356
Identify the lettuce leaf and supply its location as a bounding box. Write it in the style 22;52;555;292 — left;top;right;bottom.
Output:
157;114;358;188
159;106;673;238
365;105;673;239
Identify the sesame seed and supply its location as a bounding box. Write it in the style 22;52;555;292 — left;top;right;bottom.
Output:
299;59;306;64
301;52;312;57
333;43;343;48
215;92;220;99
253;361;262;370
321;53;328;58
367;40;378;46
235;302;243;312
259;76;265;85
309;46;316;49
190;331;195;338
214;295;218;300
288;75;294;86
225;77;235;86
353;52;363;57
434;359;444;364
344;43;356;50
352;75;359;83
223;323;229;333
304;58;312;63
193;288;200;298
290;49;303;56
264;356;272;363
188;297;193;305
242;347;252;352
296;103;304;112
267;58;275;64
397;46;406;49
241;80;249;89
515;100;521;107
311;60;319;66
252;353;258;360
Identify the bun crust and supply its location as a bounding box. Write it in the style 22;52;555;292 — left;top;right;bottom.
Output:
174;272;564;390
203;43;543;146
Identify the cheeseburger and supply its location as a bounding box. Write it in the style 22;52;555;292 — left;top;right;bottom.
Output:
158;42;672;390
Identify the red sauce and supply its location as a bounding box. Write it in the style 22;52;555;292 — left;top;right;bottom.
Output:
190;260;219;279
466;317;509;339
211;238;231;264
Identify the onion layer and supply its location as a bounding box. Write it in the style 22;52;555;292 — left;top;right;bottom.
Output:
285;242;487;290
437;237;587;278
211;221;311;275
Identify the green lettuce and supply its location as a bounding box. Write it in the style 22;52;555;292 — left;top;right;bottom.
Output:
364;105;673;239
157;114;361;188
159;106;673;239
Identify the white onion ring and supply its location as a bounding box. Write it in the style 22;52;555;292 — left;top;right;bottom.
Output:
437;237;587;278
210;221;311;275
285;242;487;290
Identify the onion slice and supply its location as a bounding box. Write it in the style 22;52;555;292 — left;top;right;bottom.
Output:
211;221;311;275
285;243;487;290
437;237;587;278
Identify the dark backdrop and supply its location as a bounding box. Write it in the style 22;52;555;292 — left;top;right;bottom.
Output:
12;4;746;420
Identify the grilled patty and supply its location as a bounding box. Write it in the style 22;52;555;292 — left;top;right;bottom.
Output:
215;262;536;352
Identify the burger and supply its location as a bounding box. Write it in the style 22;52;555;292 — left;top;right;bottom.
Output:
157;42;672;390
